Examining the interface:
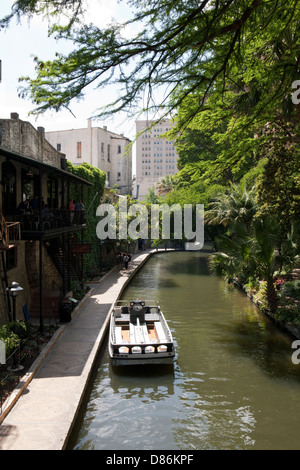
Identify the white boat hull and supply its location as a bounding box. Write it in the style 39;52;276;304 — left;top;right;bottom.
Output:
109;300;175;367
109;349;174;367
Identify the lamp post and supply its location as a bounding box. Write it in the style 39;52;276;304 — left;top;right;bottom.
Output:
7;281;24;372
8;282;23;323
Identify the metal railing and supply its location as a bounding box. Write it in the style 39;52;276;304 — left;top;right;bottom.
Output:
0;212;21;249
17;209;86;232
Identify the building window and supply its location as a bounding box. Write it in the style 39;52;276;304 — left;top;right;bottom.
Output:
101;142;105;160
107;145;111;162
117;172;121;181
77;142;82;158
118;145;121;154
57;143;61;152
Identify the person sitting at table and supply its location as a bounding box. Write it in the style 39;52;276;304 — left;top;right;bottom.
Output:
30;195;39;213
16;199;30;215
42;204;54;219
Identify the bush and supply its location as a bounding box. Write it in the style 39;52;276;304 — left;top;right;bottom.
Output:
244;277;259;294
0;323;20;357
281;280;300;300
0;321;34;357
275;304;300;324
12;321;34;340
70;281;89;301
252;281;268;310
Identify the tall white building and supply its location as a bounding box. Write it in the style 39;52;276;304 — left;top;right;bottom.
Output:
45;120;132;195
135;119;178;199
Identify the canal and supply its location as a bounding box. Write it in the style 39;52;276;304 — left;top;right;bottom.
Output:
68;251;300;450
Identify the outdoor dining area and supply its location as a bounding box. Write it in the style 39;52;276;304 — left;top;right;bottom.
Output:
15;198;86;233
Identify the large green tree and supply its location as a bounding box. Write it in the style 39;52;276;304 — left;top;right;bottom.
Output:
3;0;300;204
208;184;299;313
2;0;300;129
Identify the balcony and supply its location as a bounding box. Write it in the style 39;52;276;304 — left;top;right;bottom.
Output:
13;209;87;240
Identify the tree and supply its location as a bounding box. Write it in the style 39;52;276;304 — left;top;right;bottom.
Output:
2;0;300;135
210;213;281;312
208;183;299;313
3;0;300;209
255;141;300;229
205;182;257;233
155;175;175;197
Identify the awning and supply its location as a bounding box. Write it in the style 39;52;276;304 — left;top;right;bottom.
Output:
0;146;93;186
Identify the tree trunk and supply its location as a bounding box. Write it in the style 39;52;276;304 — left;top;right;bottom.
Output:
266;278;278;313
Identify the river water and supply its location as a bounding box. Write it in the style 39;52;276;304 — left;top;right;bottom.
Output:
69;251;300;450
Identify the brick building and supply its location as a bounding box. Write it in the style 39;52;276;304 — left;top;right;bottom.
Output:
0;113;92;329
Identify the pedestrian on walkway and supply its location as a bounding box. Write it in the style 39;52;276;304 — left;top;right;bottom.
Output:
123;253;129;270
118;252;124;269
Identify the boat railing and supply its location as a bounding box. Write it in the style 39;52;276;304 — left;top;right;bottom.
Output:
111;341;173;355
113;299;161;312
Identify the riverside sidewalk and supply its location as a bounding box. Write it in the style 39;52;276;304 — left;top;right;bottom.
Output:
0;249;154;450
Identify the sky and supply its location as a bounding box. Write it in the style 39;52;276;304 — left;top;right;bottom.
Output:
0;0;141;143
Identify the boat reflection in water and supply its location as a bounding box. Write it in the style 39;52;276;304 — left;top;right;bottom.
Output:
109;300;175;366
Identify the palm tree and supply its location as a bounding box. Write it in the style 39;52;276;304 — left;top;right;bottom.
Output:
249;216;280;313
209;221;251;283
207;181;300;312
209;214;280;312
155;175;175;197
205;182;257;233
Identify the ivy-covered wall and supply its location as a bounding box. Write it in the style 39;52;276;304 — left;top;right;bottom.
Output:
66;161;107;279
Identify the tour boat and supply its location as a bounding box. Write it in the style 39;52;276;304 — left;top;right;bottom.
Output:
109;300;175;366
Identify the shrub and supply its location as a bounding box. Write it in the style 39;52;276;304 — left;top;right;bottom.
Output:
0;323;20;357
0;321;34;357
281;280;300;300
252;281;268;310
275;305;300;324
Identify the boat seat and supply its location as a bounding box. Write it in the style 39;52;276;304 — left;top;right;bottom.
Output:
144;313;160;321
141;323;150;343
129;322;138;343
115;326;130;344
115;314;130;323
155;322;168;343
115;326;123;344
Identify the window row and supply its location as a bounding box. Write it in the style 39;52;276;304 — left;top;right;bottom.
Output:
56;142;122;161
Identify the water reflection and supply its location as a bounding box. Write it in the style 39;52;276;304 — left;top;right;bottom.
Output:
70;251;300;450
110;364;175;397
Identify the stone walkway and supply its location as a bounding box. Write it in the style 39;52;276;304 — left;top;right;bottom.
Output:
0;250;154;450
